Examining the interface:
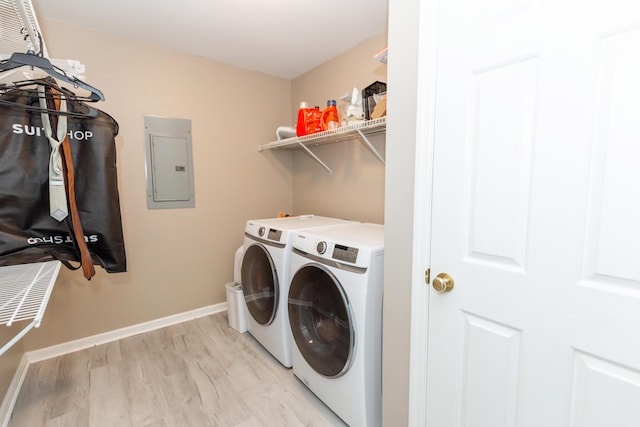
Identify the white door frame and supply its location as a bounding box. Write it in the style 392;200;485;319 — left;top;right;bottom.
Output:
407;0;440;424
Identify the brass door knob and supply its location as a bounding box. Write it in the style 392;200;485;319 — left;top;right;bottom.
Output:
432;273;454;293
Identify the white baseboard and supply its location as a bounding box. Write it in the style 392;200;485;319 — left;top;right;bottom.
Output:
27;302;227;363
0;354;29;427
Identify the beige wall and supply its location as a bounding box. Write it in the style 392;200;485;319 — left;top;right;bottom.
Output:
0;21;405;422
288;33;388;223
0;324;25;399
0;18;293;366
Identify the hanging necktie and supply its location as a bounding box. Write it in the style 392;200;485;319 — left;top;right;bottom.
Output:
37;84;96;279
38;85;68;222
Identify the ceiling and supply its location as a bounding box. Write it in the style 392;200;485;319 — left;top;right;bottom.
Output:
30;0;389;80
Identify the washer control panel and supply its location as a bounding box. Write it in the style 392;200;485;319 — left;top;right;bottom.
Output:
290;223;383;269
332;244;358;264
298;236;358;264
267;228;282;241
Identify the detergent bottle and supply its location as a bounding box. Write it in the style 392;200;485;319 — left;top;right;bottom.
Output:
296;101;312;137
312;106;324;133
321;100;340;131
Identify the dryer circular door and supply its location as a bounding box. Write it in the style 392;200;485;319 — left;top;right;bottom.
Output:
288;264;355;378
241;244;279;325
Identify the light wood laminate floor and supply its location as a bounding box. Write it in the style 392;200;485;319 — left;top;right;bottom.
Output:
9;312;347;426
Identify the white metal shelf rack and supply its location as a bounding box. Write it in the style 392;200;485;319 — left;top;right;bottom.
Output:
258;117;386;174
0;261;61;356
0;0;64;358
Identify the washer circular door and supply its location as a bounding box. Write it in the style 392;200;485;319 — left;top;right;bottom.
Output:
288;264;354;378
241;244;279;325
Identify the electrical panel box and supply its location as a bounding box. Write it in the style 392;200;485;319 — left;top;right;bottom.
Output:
144;116;195;209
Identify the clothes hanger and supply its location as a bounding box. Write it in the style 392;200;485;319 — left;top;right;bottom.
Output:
0;51;104;102
1;77;98;101
0;76;99;118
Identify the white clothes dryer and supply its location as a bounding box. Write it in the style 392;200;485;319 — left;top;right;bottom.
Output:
241;215;356;368
287;223;384;427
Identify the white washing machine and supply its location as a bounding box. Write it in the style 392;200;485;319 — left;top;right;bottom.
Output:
287;223;384;427
241;215;356;368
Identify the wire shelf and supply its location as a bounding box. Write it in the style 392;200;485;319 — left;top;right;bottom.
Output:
259;117;387;151
258;117;386;174
0;261;61;356
0;0;46;56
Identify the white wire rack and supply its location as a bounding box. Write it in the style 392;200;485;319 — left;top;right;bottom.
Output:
0;0;85;80
0;0;46;56
0;0;61;358
0;261;61;356
258;117;386;174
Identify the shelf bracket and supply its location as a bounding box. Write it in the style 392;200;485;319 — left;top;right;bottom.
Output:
355;128;385;164
295;140;333;174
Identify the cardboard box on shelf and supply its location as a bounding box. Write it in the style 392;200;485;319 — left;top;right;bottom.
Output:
362;81;387;120
370;94;387;119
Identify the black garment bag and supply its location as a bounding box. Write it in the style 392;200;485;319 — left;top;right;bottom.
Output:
0;78;126;274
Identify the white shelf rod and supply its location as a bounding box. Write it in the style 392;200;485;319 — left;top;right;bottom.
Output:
0;318;37;357
355;128;385;164
296;140;333;174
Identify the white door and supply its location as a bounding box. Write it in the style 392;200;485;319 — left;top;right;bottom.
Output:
426;0;640;426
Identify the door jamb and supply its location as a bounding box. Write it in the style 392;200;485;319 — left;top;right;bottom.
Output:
408;0;440;424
